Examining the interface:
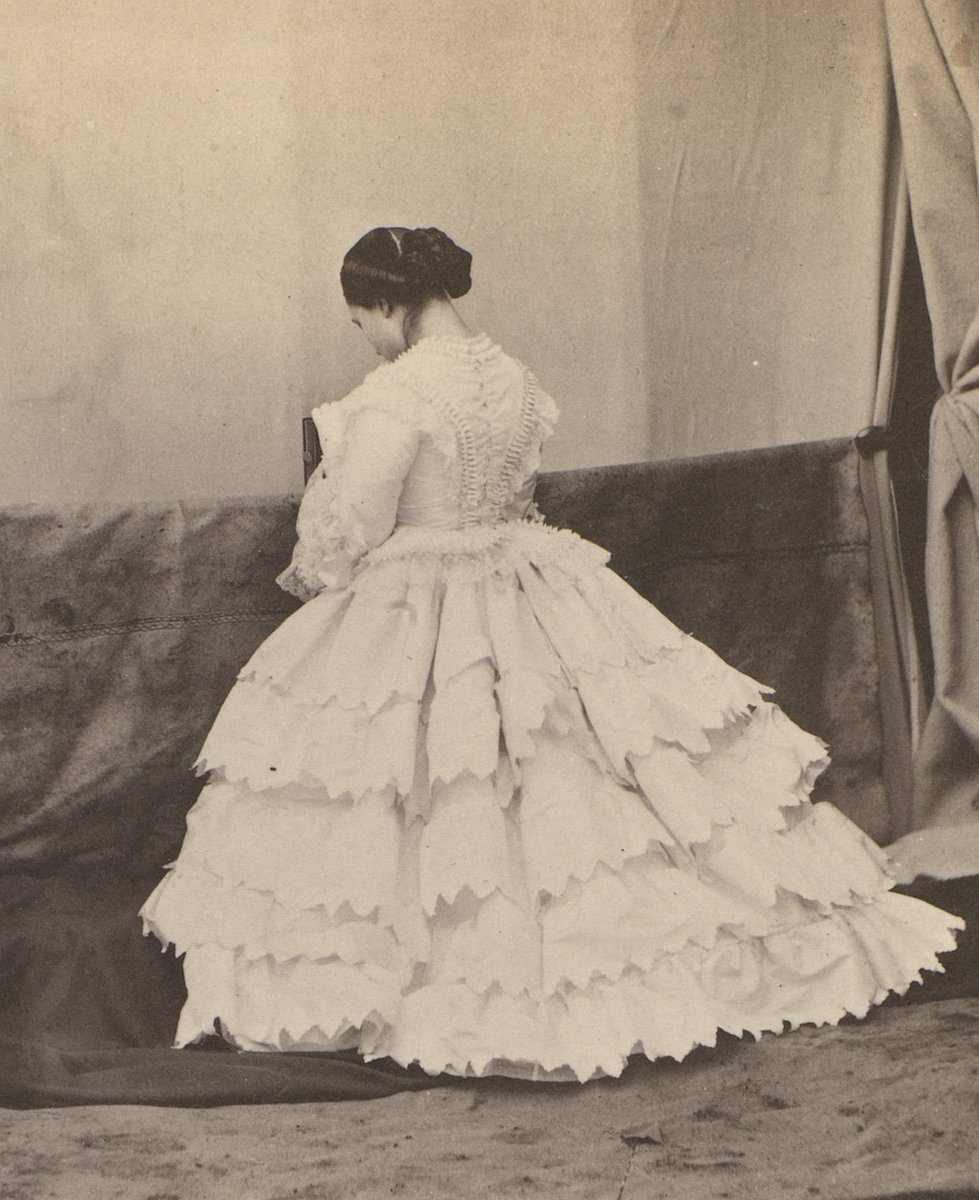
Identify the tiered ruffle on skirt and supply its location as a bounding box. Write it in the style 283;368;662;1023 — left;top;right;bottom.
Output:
141;522;963;1081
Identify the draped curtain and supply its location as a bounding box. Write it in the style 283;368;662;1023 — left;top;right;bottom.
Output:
635;0;935;841
856;172;926;839
886;0;979;831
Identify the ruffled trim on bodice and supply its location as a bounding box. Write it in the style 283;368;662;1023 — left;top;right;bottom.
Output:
391;335;557;520
276;336;559;601
316;333;557;484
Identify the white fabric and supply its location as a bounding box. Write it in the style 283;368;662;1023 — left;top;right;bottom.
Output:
142;334;962;1081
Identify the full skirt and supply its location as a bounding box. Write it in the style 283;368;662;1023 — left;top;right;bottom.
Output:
141;522;963;1081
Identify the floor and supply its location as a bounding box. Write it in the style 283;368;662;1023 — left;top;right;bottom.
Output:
2;995;978;1200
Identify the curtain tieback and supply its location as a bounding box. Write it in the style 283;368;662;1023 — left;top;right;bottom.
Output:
855;425;893;458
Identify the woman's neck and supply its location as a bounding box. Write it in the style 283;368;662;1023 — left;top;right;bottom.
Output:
406;298;473;346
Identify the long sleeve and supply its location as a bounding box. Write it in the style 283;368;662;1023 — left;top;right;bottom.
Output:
276;391;420;601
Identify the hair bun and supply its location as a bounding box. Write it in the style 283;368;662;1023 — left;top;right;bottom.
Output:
400;228;472;299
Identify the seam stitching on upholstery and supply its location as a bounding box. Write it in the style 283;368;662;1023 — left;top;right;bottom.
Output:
0;608;294;648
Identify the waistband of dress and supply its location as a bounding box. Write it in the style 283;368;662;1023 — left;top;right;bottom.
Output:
364;519;611;572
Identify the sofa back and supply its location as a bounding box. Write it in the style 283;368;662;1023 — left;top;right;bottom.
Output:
0;436;887;891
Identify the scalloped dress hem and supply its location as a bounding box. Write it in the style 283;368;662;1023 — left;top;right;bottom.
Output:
140;519;964;1083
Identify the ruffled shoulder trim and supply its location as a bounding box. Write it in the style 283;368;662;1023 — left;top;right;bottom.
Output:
333;344;560;453
399;333;502;363
525;370;559;440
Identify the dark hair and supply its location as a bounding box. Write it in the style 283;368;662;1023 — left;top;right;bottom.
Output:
340;227;472;309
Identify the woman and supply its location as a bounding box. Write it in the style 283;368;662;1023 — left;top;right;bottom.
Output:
141;226;961;1082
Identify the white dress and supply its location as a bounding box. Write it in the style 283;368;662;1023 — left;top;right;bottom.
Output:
141;333;962;1082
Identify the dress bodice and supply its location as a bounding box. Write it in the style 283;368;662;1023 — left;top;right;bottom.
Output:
391;335;548;530
277;334;558;600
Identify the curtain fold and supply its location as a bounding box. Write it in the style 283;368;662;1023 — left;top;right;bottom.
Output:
858;169;927;839
886;0;979;830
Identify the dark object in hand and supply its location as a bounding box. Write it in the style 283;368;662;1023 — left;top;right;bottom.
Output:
302;417;323;484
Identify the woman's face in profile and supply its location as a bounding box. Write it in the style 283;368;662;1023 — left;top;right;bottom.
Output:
348;304;408;361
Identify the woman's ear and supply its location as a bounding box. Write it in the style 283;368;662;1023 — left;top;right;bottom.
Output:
379;299;393;318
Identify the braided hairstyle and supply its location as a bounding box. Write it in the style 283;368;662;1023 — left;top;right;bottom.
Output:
340;227;473;310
